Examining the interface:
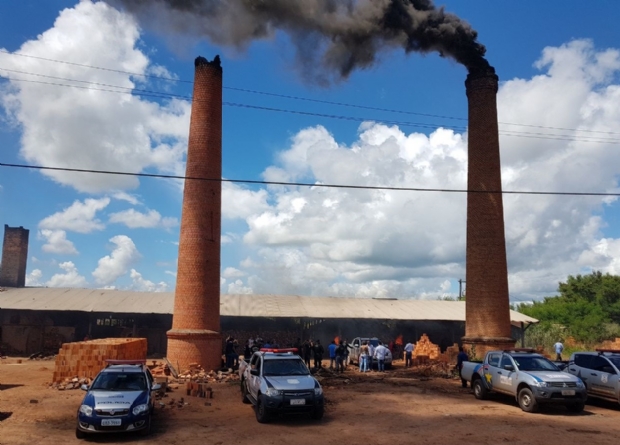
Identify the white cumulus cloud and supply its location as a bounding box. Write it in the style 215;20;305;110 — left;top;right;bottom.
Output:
223;40;620;301
129;269;168;292
26;269;43;287
109;208;178;229
47;261;88;287
92;235;141;285
0;0;191;193
39;229;78;255
39;198;110;233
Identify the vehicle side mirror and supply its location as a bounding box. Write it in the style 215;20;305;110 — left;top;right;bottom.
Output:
250;369;259;376
503;364;514;371
152;383;162;391
80;384;89;391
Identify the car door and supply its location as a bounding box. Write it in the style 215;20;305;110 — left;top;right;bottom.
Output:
570;353;593;391
494;354;516;394
591;356;617;398
486;353;502;391
248;354;262;399
351;338;361;363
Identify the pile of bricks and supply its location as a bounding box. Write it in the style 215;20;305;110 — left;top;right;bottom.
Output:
49;377;91;391
51;338;147;383
174;362;240;385
412;334;441;361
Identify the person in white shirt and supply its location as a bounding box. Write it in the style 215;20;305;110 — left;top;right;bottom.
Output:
404;342;414;368
368;342;376;371
374;342;389;372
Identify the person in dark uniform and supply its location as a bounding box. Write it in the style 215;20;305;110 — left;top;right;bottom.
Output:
313;340;324;369
302;340;312;368
457;346;469;388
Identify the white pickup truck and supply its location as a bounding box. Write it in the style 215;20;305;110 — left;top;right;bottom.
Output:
348;337;393;368
238;349;324;423
460;349;587;413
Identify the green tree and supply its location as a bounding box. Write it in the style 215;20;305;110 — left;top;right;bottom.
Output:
517;271;620;344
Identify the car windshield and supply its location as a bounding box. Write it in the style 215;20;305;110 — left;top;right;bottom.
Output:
363;339;380;347
513;356;559;371
263;360;310;376
90;372;147;391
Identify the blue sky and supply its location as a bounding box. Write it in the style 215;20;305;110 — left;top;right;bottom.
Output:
1;0;620;302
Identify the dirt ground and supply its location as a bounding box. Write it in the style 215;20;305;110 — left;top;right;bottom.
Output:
2;358;620;445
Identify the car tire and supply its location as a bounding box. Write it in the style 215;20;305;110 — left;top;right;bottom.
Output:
140;416;152;436
75;427;86;439
241;380;251;404
255;395;271;423
310;405;324;420
566;402;585;413
473;378;488;400
518;387;539;413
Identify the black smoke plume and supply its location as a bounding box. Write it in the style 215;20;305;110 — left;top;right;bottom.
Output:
111;0;492;83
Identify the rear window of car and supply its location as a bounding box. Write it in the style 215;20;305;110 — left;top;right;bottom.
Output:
574;354;593;369
488;353;501;367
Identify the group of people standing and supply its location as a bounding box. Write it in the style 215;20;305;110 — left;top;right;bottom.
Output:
299;339;327;370
358;340;391;372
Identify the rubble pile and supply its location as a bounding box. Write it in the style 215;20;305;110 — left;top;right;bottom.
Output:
173;362;240;384
411;361;454;379
49;377;91;390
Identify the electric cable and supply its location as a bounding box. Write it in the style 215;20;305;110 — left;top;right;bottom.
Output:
2;49;619;136
2;74;619;144
1;161;619;197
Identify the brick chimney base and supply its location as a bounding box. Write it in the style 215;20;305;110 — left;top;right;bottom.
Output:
167;329;222;372
462;336;515;360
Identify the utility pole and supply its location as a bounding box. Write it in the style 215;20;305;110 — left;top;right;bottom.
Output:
458;279;466;301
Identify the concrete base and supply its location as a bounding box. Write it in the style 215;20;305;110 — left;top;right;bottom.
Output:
461;336;515;360
166;329;222;373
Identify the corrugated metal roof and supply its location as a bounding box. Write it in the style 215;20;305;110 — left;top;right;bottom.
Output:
0;287;538;325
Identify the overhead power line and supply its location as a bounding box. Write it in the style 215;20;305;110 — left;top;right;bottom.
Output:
2;74;619;144
2;49;619;137
1;161;619;197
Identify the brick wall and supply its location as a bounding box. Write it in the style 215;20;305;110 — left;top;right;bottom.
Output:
167;56;223;372
52;338;147;382
463;71;514;350
0;225;29;288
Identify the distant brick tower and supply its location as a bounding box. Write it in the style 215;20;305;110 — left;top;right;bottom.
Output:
0;225;29;288
462;70;515;356
167;56;223;372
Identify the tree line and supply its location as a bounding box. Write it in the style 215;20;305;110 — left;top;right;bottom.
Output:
515;271;620;345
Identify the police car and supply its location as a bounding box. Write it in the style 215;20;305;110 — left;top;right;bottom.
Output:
76;359;161;438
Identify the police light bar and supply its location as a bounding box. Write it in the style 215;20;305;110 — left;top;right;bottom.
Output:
105;359;147;365
259;348;298;353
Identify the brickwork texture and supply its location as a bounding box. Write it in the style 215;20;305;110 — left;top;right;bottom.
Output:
167;57;223;372
52;338;147;382
463;72;514;351
0;225;29;288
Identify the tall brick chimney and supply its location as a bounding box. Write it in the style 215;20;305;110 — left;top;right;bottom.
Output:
167;56;223;372
462;70;515;355
0;225;29;288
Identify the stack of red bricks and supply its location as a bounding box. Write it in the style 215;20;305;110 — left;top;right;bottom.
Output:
52;338;147;383
412;334;441;363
